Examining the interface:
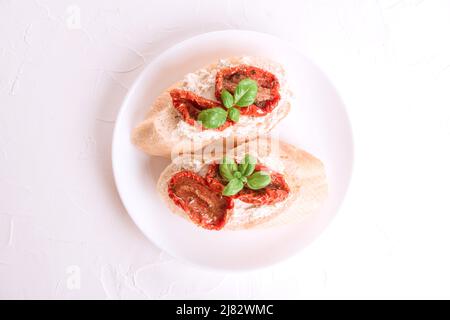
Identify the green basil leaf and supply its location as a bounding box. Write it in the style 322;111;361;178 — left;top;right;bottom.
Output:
233;171;242;179
246;171;271;190
222;178;244;196
238;154;257;177
219;157;238;181
228;107;240;122
234;78;258;107
221;90;234;109
197;107;227;129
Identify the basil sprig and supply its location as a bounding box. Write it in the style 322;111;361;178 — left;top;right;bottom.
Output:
219;154;271;196
197;78;258;129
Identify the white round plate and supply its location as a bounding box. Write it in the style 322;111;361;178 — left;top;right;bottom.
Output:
112;30;353;271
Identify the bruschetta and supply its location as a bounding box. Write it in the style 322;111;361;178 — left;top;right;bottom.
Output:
157;137;328;230
132;56;292;157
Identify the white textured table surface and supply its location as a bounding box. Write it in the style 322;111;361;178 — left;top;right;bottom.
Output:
1;0;450;299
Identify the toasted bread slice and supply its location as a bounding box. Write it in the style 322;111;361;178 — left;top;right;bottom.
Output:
157;137;328;230
132;57;292;157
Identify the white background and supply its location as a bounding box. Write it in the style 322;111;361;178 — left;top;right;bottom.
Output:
1;0;450;299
